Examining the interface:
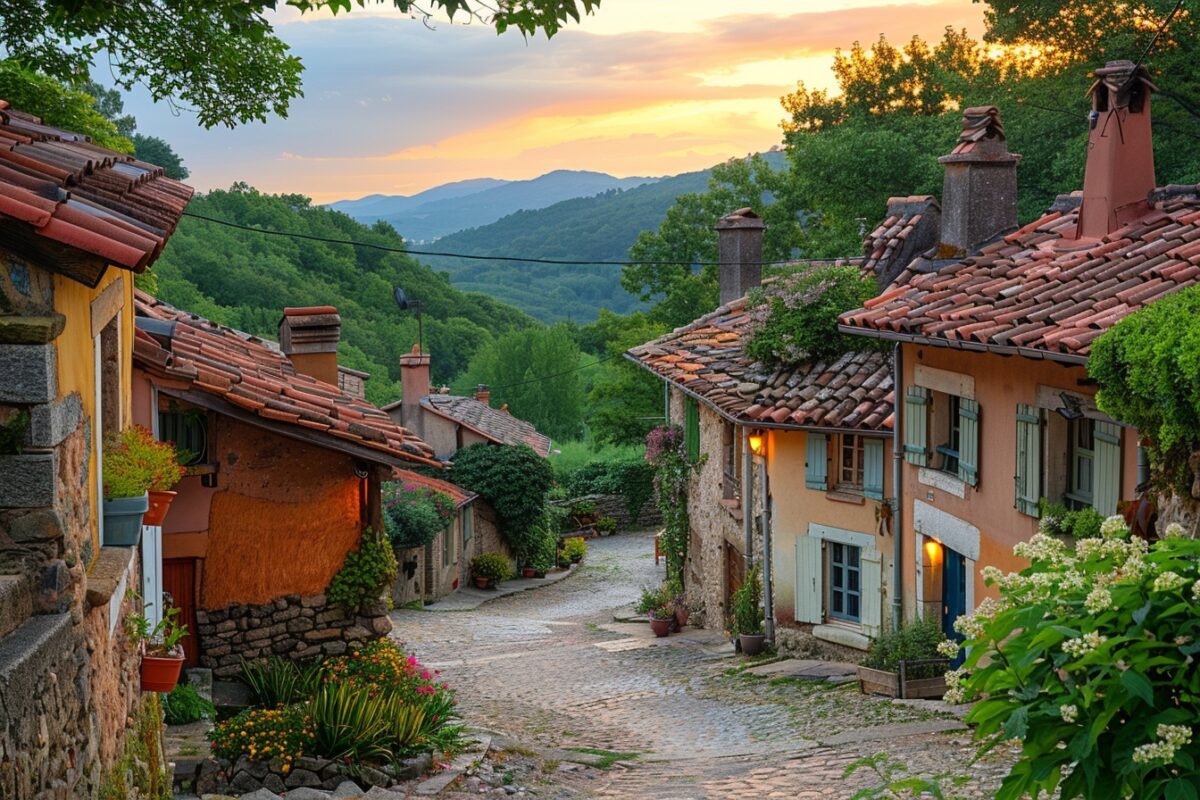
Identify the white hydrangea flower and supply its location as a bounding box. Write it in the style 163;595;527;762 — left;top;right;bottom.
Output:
1164;522;1186;539
1153;571;1188;592
1059;704;1079;723
937;639;960;658
1133;741;1175;764
1062;630;1107;658
1075;538;1102;560
981;565;1004;585
1060;570;1087;592
954;613;986;640
1158;724;1192;747
1014;533;1069;564
1100;515;1128;539
1084;586;1114;613
1193;579;1200;600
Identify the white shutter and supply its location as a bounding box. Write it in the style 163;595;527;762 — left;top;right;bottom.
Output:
860;546;883;638
957;398;980;486
1015;404;1042;516
863;437;885;500
1093;421;1122;516
805;433;828;490
794;535;823;624
904;387;930;466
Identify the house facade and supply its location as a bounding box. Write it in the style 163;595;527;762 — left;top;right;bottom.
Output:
0;101;191;797
389;468;480;605
842;62;1191;634
132;294;440;677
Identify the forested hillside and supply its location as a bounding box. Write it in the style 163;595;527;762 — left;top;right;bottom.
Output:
152;185;536;407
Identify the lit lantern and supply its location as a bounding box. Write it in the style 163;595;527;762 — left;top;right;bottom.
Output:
748;430;767;458
924;539;942;564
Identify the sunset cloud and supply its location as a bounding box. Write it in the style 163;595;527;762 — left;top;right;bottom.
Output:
123;0;982;202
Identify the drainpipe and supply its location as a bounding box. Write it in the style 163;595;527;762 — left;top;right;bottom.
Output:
760;450;775;644
891;342;904;632
743;429;754;572
664;383;671;425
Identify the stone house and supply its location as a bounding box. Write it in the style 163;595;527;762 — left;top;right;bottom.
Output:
131;293;440;677
626;210;915;657
840;62;1194;634
0;101;191;797
388;468;479;605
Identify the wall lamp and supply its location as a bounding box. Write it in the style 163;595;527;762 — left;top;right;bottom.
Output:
1056;391;1085;421
748;429;768;458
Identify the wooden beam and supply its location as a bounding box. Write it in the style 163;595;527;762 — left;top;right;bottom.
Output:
90;274;125;338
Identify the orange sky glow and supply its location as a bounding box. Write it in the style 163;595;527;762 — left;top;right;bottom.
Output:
126;0;984;202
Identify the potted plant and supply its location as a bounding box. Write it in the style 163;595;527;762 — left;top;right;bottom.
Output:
127;601;189;693
667;577;689;628
731;566;766;656
563;536;587;564
569;500;598;527
521;565;538;579
595;515;617;536
648;604;674;637
103;426;186;543
469;553;512;590
856;616;952;699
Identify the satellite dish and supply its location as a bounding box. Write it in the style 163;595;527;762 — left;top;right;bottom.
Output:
393;286;410;310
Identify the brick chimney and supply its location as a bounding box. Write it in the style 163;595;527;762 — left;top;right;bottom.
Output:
937;106;1020;256
399;344;431;424
714;208;765;307
1073;60;1157;242
279;306;341;386
474;384;491;405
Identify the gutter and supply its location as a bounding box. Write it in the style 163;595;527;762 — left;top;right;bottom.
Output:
836;324;1089;367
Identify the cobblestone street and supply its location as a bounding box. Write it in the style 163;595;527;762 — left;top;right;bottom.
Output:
389;531;1015;799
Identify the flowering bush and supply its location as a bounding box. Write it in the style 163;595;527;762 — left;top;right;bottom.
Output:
383;481;456;550
209;705;314;768
103;425;185;500
946;516;1200;799
323;639;452;705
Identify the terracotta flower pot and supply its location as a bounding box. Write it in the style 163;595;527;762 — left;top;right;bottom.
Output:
473;575;491;590
739;633;767;656
521;567;537;578
649;617;672;637
674;605;689;628
141;653;184;692
143;490;178;527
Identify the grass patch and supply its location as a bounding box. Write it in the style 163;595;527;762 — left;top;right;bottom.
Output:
542;759;560;773
503;745;539;759
400;600;425;611
567;747;640;769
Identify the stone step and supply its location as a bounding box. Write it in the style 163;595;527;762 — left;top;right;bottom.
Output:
0;574;32;641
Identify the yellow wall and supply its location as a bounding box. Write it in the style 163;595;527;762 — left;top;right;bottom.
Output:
52;268;134;561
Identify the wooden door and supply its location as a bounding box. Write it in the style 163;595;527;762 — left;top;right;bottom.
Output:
724;543;745;612
163;558;200;666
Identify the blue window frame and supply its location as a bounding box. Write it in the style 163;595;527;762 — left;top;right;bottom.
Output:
829;542;861;622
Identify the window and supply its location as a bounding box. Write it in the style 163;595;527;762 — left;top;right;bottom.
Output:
684;396;700;462
839;434;865;489
1016;404;1122;518
1067;418;1095;510
828;542;861;622
903;387;979;486
722;423;741;500
462;508;472;546
158;406;209;465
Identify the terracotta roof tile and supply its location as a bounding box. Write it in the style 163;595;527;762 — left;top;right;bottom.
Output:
840;185;1200;360
420;395;552;457
132;290;438;467
0;101;192;273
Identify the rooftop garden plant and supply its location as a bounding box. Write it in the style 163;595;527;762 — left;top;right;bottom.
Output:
383;481;456;550
945;515;1200;799
103;425;185;501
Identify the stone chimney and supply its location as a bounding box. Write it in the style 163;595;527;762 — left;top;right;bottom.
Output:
279;306;341;386
714;208;765;307
937;106;1020;256
1073;60;1157;242
474;384;491;405
399;344;431;412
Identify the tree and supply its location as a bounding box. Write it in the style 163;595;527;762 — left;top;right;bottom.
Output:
132;135;189;180
579;310;667;446
0;61;131;151
0;0;600;128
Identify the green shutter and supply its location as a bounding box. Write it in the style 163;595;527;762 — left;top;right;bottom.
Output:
794;535;823;624
1094;421;1122;516
684;396;700;461
863;437;885;500
1015;404;1042;516
903;387;930;466
805;432;828;490
957;398;980;486
860;547;883;638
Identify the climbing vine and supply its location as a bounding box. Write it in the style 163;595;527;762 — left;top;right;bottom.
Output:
327;527;397;612
646;426;702;586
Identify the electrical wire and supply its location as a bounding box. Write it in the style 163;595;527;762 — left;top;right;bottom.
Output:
483;352;618;391
1130;0;1186;75
181;211;800;268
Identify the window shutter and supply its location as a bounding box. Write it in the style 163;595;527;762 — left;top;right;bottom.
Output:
903;387;930;466
957;398;980;486
1093;421;1122;516
805;432;828;490
860;546;883;638
863;437;885;499
1014;404;1042;516
685;396;700;461
794;535;823;624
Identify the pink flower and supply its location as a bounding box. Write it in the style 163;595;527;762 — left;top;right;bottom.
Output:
420;670;431;680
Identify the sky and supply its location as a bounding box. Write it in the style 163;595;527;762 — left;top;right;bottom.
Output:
122;0;983;203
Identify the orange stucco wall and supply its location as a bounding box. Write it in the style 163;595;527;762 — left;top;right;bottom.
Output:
898;344;1140;618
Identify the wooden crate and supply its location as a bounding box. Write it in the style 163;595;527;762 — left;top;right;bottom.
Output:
857;663;948;699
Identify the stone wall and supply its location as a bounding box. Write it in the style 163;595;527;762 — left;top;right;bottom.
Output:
195;592;392;678
552;493;663;531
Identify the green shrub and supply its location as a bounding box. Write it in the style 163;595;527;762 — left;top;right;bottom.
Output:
208;705;314;766
949;518;1200;799
307;681;393;762
163;682;215;725
569;499;598;517
469;553;512;584
327;527;397;611
860;615;949;678
383;481;456;550
241;656;324;708
1037;498;1105;540
449;444;554;560
525;508;561;572
730;566;762;635
561;459;654;525
562;536;587;562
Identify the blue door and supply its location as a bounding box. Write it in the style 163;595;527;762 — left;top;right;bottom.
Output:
942;547;967;667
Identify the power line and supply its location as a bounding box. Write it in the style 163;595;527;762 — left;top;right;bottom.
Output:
181;211;800;268
1131;0;1186;75
486;353;618;391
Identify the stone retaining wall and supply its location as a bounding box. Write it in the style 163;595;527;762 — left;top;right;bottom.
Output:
192;751;431;795
552;493;662;531
195;593;392;679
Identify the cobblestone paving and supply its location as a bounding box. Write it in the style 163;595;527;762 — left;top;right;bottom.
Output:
390;531;1016;798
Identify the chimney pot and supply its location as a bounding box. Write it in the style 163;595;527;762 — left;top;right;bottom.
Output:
398;345;431;426
714;208;765;307
279;306;341;386
937;106;1020;255
474;384;491;405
